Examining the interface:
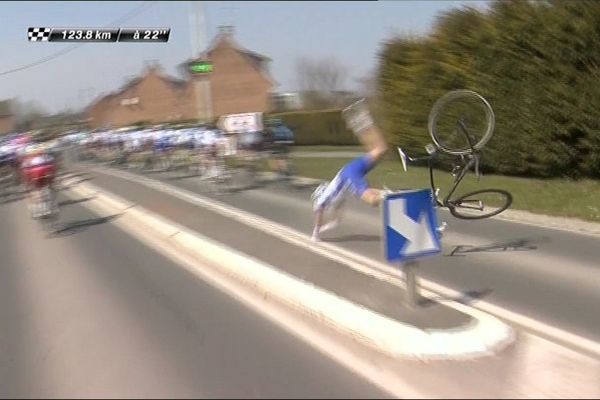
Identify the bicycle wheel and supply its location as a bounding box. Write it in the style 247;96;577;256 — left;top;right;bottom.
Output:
428;90;495;155
449;189;512;220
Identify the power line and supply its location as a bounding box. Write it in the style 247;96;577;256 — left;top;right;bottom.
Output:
0;1;155;77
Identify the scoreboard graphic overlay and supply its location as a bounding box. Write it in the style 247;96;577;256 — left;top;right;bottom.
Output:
27;27;171;42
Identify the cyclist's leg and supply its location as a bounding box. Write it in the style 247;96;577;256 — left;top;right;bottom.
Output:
25;176;40;217
268;147;283;175
207;147;217;177
311;173;346;240
48;173;58;214
278;145;291;175
312;208;326;241
320;196;345;233
313;202;344;240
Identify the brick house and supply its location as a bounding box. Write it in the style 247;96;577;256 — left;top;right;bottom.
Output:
0;100;16;134
87;64;197;129
88;27;275;129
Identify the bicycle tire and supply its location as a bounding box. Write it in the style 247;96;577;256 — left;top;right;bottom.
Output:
428;90;495;155
448;188;512;220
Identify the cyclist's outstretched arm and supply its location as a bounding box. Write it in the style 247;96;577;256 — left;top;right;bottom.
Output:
343;100;388;162
360;124;388;163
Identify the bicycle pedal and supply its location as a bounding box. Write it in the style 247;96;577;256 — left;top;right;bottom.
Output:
425;144;437;155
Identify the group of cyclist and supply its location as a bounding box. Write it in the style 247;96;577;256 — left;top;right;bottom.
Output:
76;120;295;180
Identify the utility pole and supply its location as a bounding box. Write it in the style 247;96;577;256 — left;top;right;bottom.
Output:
190;1;212;123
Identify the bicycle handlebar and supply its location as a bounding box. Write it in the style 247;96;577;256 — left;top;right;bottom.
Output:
398;145;482;180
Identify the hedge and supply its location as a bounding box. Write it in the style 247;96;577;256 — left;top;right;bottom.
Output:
267;109;359;146
377;0;600;178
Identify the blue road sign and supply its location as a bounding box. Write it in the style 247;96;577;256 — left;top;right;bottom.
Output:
383;189;442;263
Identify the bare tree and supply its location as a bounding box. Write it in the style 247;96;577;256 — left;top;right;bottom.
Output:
296;56;349;109
355;71;377;101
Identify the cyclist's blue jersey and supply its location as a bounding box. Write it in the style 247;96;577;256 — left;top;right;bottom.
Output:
0;151;10;166
167;134;179;148
0;144;17;166
313;155;376;210
154;135;172;152
339;154;376;196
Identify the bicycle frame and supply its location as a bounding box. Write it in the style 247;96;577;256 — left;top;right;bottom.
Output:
405;119;482;209
427;153;478;208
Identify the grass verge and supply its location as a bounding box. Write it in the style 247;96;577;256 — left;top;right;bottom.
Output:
291;145;363;153
291;157;600;222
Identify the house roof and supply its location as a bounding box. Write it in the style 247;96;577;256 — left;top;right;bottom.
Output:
87;92;115;111
116;76;144;96
185;31;276;86
110;68;187;99
87;65;189;112
161;74;188;90
239;48;271;62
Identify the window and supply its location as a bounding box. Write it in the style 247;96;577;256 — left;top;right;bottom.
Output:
121;97;140;106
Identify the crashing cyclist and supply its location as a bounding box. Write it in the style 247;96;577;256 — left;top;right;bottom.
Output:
311;99;389;241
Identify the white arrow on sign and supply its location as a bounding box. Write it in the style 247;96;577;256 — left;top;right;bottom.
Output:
388;198;438;254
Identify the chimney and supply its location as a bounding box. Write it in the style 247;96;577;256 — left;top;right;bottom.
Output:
144;60;162;75
218;25;235;37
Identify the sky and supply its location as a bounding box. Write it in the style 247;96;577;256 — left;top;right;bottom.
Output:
0;0;491;114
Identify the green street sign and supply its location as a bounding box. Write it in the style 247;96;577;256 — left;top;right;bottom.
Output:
189;61;213;74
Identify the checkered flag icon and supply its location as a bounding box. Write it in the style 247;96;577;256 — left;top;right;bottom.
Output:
28;27;52;42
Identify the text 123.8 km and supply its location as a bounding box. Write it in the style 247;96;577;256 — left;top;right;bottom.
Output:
50;28;119;42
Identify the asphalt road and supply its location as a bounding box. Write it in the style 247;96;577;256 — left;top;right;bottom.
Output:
0;189;390;398
93;164;600;345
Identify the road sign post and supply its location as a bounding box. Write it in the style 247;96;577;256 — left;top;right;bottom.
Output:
402;259;420;308
383;189;442;308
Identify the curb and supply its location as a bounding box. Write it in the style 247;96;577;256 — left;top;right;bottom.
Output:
63;177;515;360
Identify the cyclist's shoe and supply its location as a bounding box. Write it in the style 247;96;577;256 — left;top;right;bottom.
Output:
28;202;35;217
311;227;321;242
29;202;42;219
320;219;339;234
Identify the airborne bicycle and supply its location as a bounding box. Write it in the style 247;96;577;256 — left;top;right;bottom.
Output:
397;90;512;220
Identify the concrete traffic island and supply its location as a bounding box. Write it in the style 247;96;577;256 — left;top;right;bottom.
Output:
60;172;515;361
